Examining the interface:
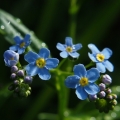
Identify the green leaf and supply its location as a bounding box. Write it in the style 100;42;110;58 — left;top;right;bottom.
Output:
0;9;48;51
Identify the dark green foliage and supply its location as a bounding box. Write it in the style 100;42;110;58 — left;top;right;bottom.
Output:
0;0;120;120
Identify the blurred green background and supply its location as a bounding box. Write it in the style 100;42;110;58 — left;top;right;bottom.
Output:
0;0;120;120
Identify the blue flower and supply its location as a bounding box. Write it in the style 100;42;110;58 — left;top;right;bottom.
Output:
88;44;114;73
56;37;82;58
4;50;19;67
9;34;31;54
65;64;100;100
24;48;59;80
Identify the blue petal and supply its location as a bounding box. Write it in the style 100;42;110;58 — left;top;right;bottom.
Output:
101;48;112;59
84;83;100;95
65;75;79;88
75;86;88;100
38;48;50;59
46;58;59;69
96;63;106;73
4;50;12;59
25;62;39;76
14;53;19;61
4;50;18;60
65;37;73;46
25;40;31;46
73;43;82;51
4;59;8;66
88;44;100;54
60;51;68;58
38;67;51;80
69;52;79;58
24;51;39;63
86;68;100;83
9;45;18;51
14;36;21;44
24;34;30;42
56;43;66;51
103;60;114;72
88;53;98;62
8;60;17;67
73;64;87;77
18;48;25;54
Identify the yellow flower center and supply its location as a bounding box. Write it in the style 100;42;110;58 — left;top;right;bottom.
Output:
66;46;73;52
96;53;105;62
79;77;88;86
20;42;25;48
36;58;46;68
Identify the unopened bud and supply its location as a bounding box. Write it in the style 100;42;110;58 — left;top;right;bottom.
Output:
10;73;17;80
99;83;106;91
11;66;18;73
102;74;112;85
89;94;97;101
99;91;106;98
106;88;112;94
17;70;24;77
24;76;32;84
112;99;117;105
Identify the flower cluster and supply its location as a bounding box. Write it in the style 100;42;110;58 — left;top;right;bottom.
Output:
89;74;117;113
3;34;117;113
4;34;59;97
9;65;32;97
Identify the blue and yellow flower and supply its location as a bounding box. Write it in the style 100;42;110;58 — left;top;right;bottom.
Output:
9;34;31;54
88;44;114;73
4;50;19;67
65;64;100;100
56;37;82;58
24;48;59;80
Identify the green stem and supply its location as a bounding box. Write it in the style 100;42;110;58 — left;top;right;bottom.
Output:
16;61;22;68
57;0;79;120
85;61;95;69
51;69;73;76
25;46;31;53
55;74;69;120
57;58;67;69
68;0;79;40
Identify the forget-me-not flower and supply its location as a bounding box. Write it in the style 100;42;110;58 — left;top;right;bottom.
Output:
4;50;19;67
65;64;100;100
88;44;114;73
9;34;31;54
24;48;59;80
56;37;82;58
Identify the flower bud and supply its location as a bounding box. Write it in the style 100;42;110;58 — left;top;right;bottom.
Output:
14;80;19;85
112;99;117;105
99;83;106;91
102;74;112;85
89;94;97;101
24;76;33;84
14;87;20;92
11;66;18;73
106;88;112;94
17;70;24;77
99;91;106;98
10;73;17;79
3;50;19;67
112;94;117;99
107;95;113;100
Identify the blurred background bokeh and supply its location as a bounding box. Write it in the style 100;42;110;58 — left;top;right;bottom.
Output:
0;0;120;120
